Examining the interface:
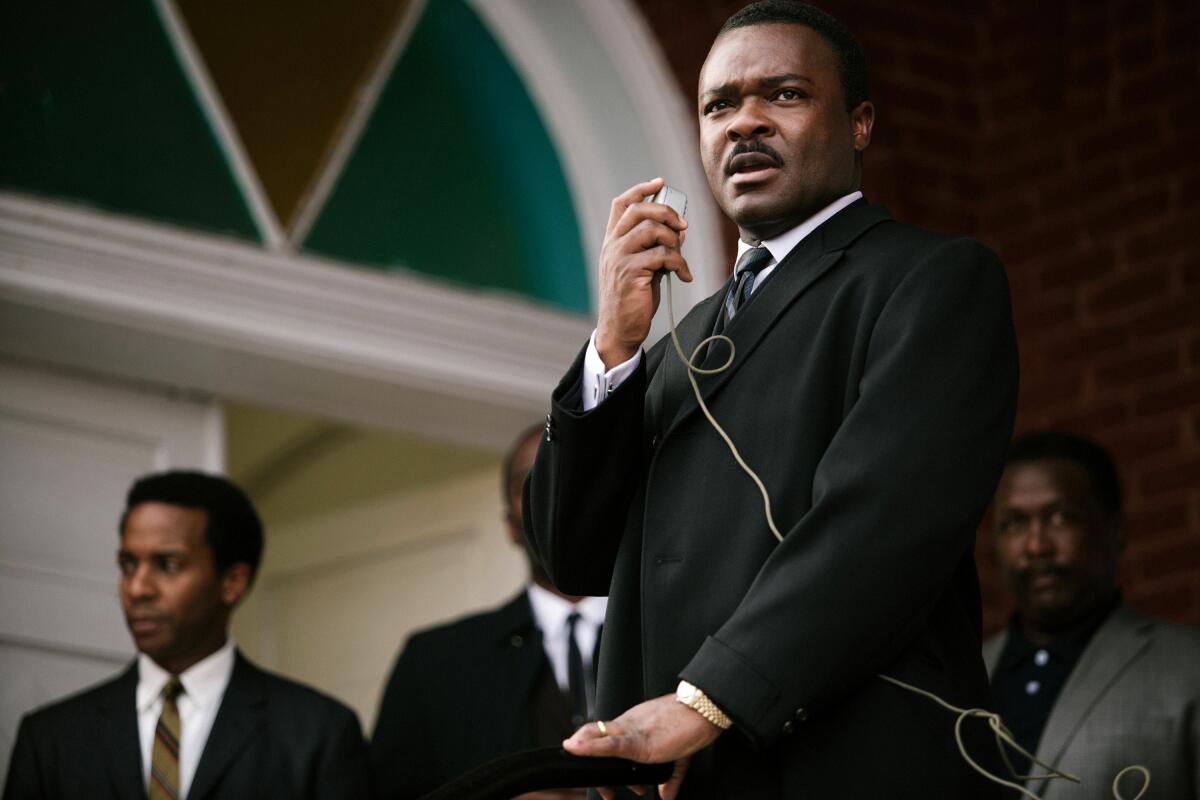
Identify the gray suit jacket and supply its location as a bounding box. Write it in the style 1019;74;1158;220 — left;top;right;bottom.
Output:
983;604;1200;799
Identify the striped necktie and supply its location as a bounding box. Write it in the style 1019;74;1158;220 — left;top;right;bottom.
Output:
148;677;183;800
724;246;773;324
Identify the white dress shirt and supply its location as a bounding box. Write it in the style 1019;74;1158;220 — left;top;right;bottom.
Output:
582;190;864;410
136;639;236;799
526;583;607;701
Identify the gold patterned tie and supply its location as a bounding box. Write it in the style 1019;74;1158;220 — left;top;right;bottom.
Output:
148;677;183;800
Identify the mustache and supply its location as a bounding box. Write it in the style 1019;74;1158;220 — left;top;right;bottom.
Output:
1016;563;1069;583
725;140;784;173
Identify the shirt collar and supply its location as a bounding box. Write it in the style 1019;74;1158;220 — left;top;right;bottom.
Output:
526;583;606;635
735;190;863;270
136;638;237;713
998;593;1121;670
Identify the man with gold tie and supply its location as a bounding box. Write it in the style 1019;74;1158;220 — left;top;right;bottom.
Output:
3;471;369;800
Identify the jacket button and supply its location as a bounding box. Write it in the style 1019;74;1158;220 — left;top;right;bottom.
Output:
794;707;808;722
781;720;795;734
649;433;660;449
510;635;524;648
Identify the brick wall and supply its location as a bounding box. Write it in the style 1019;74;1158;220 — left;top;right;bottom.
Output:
633;0;1200;633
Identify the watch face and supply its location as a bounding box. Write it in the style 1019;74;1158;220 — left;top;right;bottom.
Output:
678;683;697;702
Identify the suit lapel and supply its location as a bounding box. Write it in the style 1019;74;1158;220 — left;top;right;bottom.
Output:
188;651;266;800
97;662;145;799
664;201;891;438
648;288;725;431
493;591;553;751
1033;605;1153;790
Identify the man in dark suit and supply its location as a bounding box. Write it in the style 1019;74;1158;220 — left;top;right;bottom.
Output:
370;425;606;799
523;2;1018;798
3;471;369;800
984;431;1200;799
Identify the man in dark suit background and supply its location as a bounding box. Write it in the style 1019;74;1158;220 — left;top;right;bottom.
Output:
3;471;369;800
984;431;1200;799
370;424;606;799
524;1;1017;797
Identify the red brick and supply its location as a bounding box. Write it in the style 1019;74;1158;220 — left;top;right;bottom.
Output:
1163;15;1199;54
1183;262;1200;287
1104;420;1182;463
1013;296;1079;335
1113;0;1159;33
1087;269;1170;314
1135;533;1200;581
1020;370;1086;409
881;83;949;117
1094;347;1179;388
1115;33;1159;72
1124;215;1198;261
1046;402;1130;433
1076;118;1163;165
1181;170;1200;208
1139;455;1200;496
1084;190;1172;239
1099;347;1180;391
1119;68;1190;109
1126;582;1195;621
1124;147;1181;185
1069;52;1113;87
1125;502;1191;539
1135;377;1200;416
1039;325;1128;362
1128;298;1200;340
1001;221;1083;264
1037;248;1117;290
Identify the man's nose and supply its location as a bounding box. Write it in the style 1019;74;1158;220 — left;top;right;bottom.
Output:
125;565;157;598
1022;521;1053;557
726;98;773;141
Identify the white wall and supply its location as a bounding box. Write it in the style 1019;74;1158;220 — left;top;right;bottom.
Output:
0;362;223;780
232;466;528;733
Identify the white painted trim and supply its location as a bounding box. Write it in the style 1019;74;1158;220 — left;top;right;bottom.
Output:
152;0;286;249
470;0;725;338
287;0;429;245
0;192;591;450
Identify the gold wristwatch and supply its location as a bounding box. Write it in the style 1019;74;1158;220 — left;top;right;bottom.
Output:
675;680;732;730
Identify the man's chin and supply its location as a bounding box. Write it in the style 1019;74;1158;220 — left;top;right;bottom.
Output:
727;201;792;240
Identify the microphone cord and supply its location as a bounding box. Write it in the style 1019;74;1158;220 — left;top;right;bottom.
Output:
661;272;1149;800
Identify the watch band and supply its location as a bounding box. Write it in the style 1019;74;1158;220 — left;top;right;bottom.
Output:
676;681;732;730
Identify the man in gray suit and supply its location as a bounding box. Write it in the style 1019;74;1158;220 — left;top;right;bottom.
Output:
984;431;1200;799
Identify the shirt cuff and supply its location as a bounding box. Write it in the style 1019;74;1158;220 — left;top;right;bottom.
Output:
581;330;643;412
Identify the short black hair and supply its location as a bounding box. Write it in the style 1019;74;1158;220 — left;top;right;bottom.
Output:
1005;431;1122;518
121;470;264;579
719;0;869;111
501;423;545;511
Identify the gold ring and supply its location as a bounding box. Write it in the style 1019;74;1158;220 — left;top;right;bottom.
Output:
596;720;608;736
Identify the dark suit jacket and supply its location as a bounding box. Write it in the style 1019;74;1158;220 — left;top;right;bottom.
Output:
983;603;1200;799
525;200;1019;798
3;651;369;800
371;591;577;800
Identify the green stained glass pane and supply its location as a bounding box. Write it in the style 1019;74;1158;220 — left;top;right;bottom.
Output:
0;0;260;240
304;0;589;313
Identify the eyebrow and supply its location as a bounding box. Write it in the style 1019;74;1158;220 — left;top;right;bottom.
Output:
701;73;815;100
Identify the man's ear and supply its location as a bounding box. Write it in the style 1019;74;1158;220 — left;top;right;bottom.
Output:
219;563;252;608
504;509;523;547
851;100;874;153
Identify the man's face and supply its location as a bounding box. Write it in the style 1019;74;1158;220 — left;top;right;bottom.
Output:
505;433;541;546
698;24;873;242
118;502;244;673
992;460;1121;634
